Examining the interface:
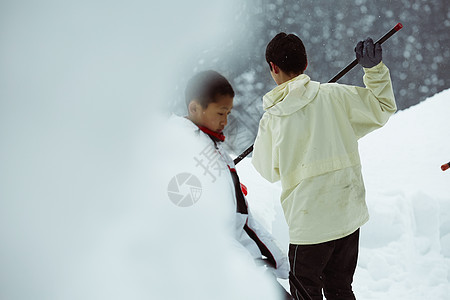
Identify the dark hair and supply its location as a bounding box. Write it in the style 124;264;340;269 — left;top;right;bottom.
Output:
185;70;235;109
265;32;307;75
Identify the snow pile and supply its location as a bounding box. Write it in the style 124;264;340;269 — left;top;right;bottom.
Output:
238;88;450;299
1;0;273;299
1;83;448;299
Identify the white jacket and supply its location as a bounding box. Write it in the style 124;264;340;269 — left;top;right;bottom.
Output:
252;62;397;244
168;115;289;279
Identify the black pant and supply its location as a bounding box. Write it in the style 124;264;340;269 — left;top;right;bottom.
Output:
288;229;359;300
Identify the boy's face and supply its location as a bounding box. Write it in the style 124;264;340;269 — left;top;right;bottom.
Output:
188;94;233;133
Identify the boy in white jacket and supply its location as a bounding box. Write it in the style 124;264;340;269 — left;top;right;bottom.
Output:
172;70;291;299
252;33;396;299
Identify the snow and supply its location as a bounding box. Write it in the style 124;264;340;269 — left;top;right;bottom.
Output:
237;88;450;299
1;86;449;299
1;83;449;299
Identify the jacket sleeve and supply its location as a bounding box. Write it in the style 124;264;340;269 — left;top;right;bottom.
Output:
245;211;289;279
335;62;397;139
251;114;280;183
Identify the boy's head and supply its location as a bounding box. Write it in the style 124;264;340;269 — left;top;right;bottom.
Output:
185;70;234;133
265;32;307;84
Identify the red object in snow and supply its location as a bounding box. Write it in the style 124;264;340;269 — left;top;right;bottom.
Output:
240;183;248;196
441;163;450;171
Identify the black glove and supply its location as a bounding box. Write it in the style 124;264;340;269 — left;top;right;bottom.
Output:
355;38;382;68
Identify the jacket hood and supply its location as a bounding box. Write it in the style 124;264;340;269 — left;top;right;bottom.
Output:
263;74;320;116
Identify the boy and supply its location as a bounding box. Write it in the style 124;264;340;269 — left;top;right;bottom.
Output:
251;33;397;299
169;70;291;299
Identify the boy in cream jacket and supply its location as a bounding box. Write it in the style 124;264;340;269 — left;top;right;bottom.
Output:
252;33;396;299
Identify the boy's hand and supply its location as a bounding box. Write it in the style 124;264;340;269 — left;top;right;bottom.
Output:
355;37;382;68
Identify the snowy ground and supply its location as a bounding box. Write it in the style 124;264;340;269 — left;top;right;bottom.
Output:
238;88;450;299
2;89;448;299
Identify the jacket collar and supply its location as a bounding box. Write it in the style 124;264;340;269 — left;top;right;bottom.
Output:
172;115;226;142
197;125;226;142
263;74;319;116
